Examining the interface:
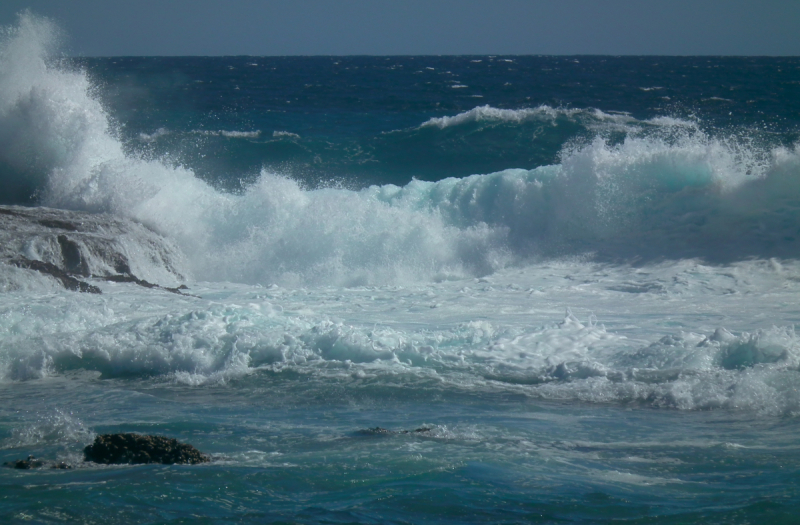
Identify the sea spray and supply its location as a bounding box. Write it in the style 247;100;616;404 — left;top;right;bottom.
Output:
2;16;800;286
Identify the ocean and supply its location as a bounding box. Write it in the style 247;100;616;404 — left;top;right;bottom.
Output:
2;12;800;524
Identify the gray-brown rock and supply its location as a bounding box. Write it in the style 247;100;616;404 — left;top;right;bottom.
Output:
84;433;209;465
0;205;190;294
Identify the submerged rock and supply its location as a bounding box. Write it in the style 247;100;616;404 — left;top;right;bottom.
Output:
84;433;210;465
3;455;45;469
358;427;432;436
2;456;71;469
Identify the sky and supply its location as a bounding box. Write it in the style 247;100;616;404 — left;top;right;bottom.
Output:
0;0;798;56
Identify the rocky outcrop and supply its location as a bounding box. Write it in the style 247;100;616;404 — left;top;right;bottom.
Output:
0;205;191;294
83;433;210;465
3;434;208;469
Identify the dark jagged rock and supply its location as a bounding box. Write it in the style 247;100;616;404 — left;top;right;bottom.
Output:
358;427;432;436
404;427;432;434
4;455;45;469
360;426;394;435
103;274;194;296
12;258;101;294
84;433;210;465
57;234;90;276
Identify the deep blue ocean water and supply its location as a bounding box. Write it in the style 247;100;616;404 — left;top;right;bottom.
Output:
81;54;800;190
1;13;800;524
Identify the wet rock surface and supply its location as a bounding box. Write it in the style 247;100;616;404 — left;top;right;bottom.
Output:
83;433;210;465
358;427;433;436
11;258;102;293
104;274;193;296
3;455;45;469
0;205;191;294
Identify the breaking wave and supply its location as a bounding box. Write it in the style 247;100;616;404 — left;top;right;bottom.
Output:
1;12;799;289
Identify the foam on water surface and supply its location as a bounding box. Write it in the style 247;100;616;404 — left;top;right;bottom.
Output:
2;259;799;415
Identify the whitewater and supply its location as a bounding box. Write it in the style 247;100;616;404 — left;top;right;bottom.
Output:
1;12;800;524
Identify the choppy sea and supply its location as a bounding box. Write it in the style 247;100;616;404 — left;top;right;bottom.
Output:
1;12;800;524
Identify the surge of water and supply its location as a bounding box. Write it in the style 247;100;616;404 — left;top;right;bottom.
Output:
2;258;799;414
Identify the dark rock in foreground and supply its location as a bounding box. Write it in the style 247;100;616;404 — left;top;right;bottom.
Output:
84;433;210;465
4;455;44;469
2;456;72;469
358;427;432;436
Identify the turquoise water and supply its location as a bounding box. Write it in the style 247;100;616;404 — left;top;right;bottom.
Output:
3;374;800;524
2;12;800;523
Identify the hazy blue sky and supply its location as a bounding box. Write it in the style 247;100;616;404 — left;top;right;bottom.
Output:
1;0;798;56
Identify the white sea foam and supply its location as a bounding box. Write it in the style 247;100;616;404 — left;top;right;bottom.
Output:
2;260;799;414
418;104;702;134
138;127;170;142
191;129;261;138
419;104;699;133
420;105;570;128
2;408;93;448
273;130;300;139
